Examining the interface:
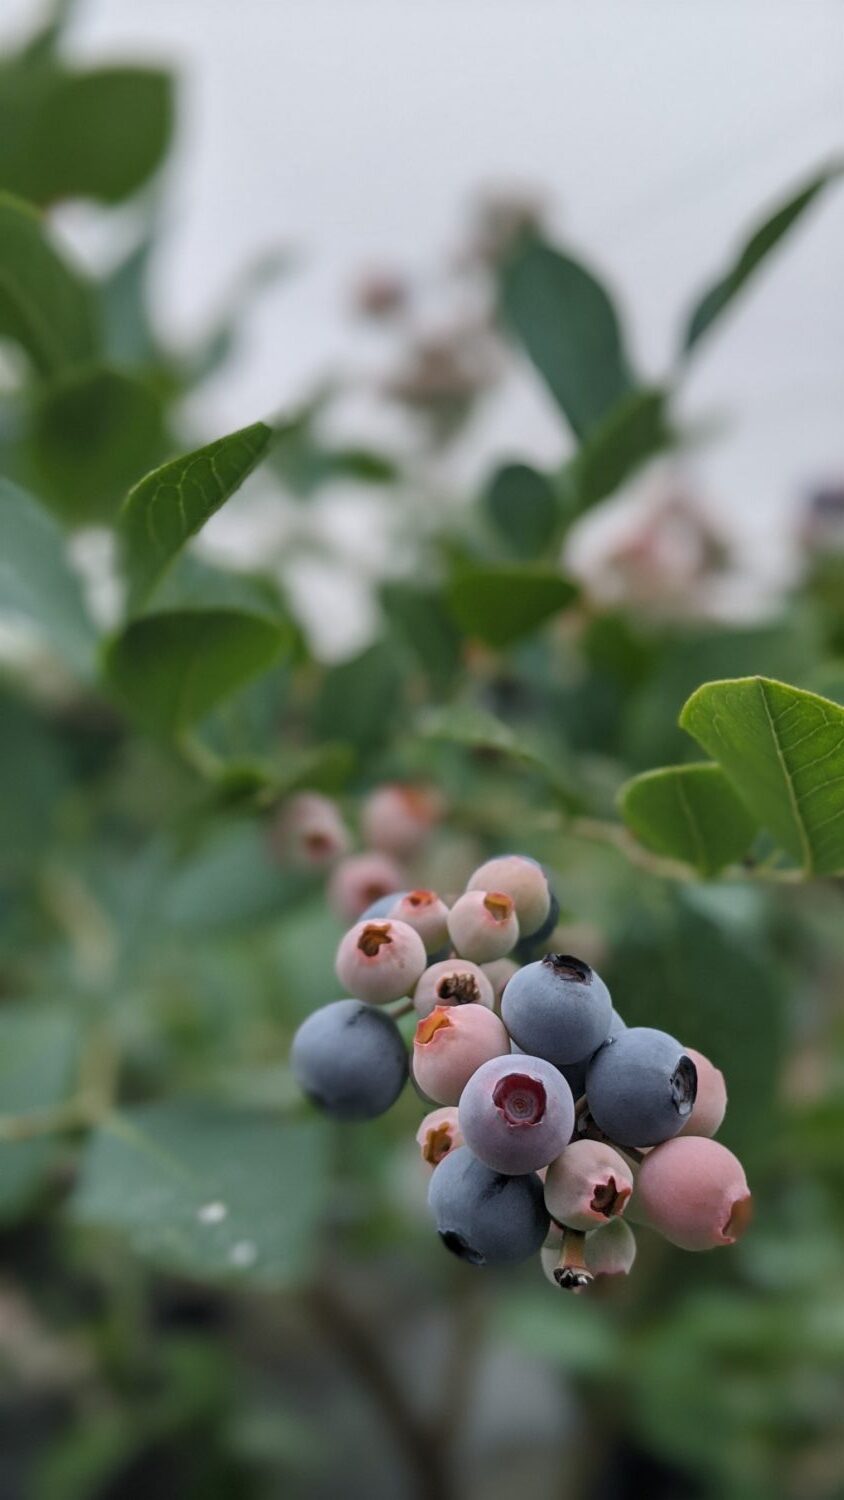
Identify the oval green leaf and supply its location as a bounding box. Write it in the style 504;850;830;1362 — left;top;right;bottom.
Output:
484;462;558;558
500;238;635;437
619;762;758;877
0;475;97;674
680;676;844;875
103;607;289;736
119;421;273;609
70;1102;329;1286
0;191;98;374
447;562;576;648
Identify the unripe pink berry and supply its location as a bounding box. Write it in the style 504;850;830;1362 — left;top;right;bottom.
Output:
466;855;550;938
544;1139;634;1231
447;889;520;963
412;1003;509;1105
585;1217;637;1279
416;1106;463;1170
336;919;427;1005
270;792;350;869
389;890;450;954
327;852;405;923
633;1136;752;1251
413;958;495;1018
361;783;444;858
679;1047;728;1138
481;957;519;1007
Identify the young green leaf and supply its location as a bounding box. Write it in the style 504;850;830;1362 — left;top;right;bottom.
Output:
103;608;289;736
682;160;843;352
119;421;273;609
70;1103;329;1286
0;476;97;674
419;702;580;809
562;387;673;512
447;562;576;647
619;763;758;877
680;676;844;874
500;237;635;436
0;192;98;374
380;580;461;689
0;65;174;206
28;365;167;524
313;640;404;755
484;462;559;557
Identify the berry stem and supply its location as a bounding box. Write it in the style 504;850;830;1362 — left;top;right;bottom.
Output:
387;998;415;1020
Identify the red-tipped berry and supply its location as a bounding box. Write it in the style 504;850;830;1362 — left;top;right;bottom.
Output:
544;1139;634;1231
336;919;427;1005
413;1003;509;1105
447;889;520;963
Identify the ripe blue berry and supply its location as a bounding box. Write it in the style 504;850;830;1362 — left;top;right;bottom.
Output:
291;999;407;1119
458;1054;575;1174
428;1146;549;1265
586;1027;697;1147
447;890;520;963
336;919;427;1004
466;855;551;938
502;954;613;1066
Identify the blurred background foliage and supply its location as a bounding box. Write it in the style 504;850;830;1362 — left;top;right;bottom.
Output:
0;5;843;1499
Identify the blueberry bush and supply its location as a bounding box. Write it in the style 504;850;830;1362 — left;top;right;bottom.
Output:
1;7;843;1500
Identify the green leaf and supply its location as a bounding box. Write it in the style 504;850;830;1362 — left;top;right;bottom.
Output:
70;1101;329;1286
0;1005;80;1223
380;580;461;689
119;421;273;609
0;191;98;375
618;762;758;877
484;462;558;557
562;386;673;512
447;562;576;647
313;640;404;755
0;65;174;206
0;692;67;871
683;160;843;351
27;364;167;524
103;608;289;736
496;1289;619;1377
500;237;635;436
419;702;579;809
680;676;844;874
0;476;97;674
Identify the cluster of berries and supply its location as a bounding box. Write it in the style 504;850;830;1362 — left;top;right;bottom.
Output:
291;853;751;1290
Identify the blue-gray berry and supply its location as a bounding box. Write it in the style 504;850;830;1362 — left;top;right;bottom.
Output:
428;1146;549;1266
291;999;407;1120
502;954;613;1066
585;1026;697;1147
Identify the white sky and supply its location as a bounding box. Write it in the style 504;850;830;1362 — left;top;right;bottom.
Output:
2;0;843;644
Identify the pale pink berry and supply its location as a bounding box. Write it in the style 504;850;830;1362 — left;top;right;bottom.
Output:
389;890;450;955
412;1004;509;1105
481;957;519;1007
466;855;550;938
679;1047;728;1138
361;783;444;858
633;1136;752;1251
585;1218;637;1279
335;919;427;1005
270;792;350;869
413;958;495;1018
416;1106;463;1170
544;1139;634;1232
447;889;520;963
327;852;405;923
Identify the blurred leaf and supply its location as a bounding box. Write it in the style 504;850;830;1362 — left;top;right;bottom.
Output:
419;702;579;809
268;407;398;496
0;476;97;673
681;676;844;874
682;159;843;351
0;1004;80;1222
447;562;576;647
562;386;673;512
0;692;68;870
120;421;273;610
496;1288;619;1376
619;762;758;877
500;236;635;436
484;462;559;557
313;640;404;755
0;64;174;206
151;550;288;621
380;580;461;689
99;230;162;368
27;364;167;524
0;191;98;375
161;820;306;932
103;608;289;736
204;742;354;813
71;1102;329;1285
